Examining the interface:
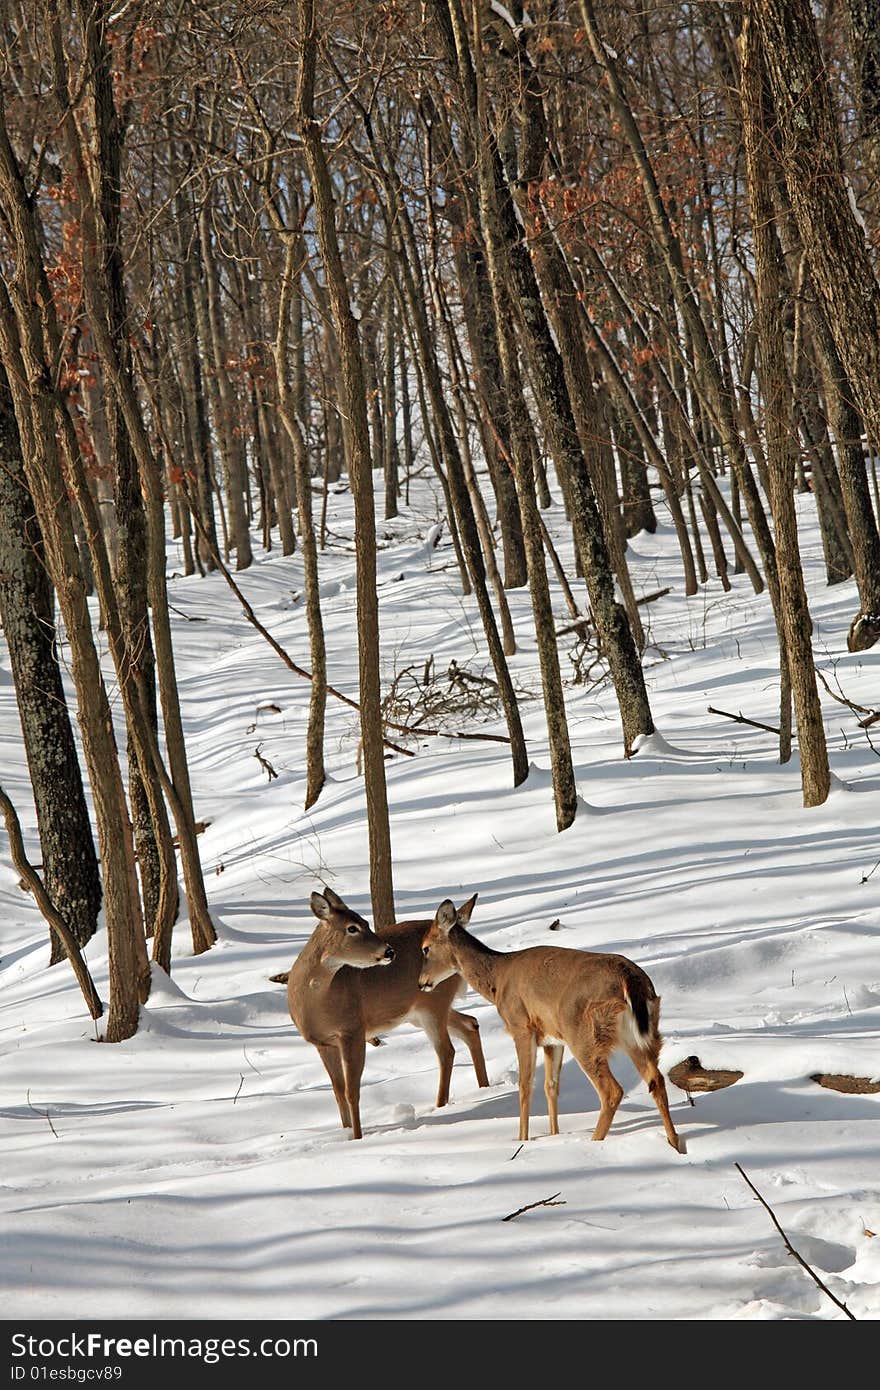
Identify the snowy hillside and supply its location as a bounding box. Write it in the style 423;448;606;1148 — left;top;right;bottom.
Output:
1;476;878;1321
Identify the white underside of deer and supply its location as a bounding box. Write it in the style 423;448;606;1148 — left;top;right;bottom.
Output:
419;896;685;1153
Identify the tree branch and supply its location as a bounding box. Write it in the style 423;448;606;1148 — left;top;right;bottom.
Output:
707;706;781;735
502;1192;566;1221
735;1163;857;1320
0;784;103;1020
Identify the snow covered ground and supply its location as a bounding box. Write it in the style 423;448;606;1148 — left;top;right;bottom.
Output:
1;470;878;1321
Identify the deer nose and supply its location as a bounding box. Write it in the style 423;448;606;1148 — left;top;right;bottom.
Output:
419;978;432;992
381;946;395;963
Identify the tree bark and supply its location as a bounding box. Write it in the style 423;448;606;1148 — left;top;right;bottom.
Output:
441;0;654;756
0;234;144;1043
742;12;830;806
296;0;395;926
754;0;880;649
274;240;327;811
0;371;102;962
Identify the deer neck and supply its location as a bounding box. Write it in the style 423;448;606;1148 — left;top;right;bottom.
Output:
301;936;348;986
449;924;502;1002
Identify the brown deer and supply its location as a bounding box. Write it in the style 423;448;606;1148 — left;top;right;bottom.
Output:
418;895;685;1153
287;887;489;1139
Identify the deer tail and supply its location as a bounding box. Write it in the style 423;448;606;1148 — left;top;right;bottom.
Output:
620;969;655;1046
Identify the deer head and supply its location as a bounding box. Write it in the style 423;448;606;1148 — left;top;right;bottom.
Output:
419;893;477;991
309;887;396;970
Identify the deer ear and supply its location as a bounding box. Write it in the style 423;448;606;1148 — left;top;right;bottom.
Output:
435;899;457;933
310;892;331;921
321;885;346;910
457;892;478;926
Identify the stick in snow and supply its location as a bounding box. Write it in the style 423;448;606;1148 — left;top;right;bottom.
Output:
735;1163;856;1320
502;1192;566;1221
0;785;103;1021
707;706;781;736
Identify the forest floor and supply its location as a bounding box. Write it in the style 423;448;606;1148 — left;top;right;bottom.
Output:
1;468;879;1320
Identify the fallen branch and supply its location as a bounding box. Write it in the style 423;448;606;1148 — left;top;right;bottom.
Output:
0;785;103;1020
707;706;780;736
168;604;208;622
27;1089;59;1139
254;744;279;782
502;1191;566;1221
815;667;880;729
637;586;672;606
735;1163;857;1320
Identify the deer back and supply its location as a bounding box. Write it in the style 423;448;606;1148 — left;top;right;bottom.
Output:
495;947;658;1041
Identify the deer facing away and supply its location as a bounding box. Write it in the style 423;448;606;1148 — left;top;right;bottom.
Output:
287;887;489;1139
418;895;684;1153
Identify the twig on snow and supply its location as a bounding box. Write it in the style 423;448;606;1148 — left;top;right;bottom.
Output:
254;744;279;782
707;706;780;736
735;1163;857;1320
27;1089;59;1140
502;1192;566;1221
815;666;879;727
0;784;103;1020
168;604;208;622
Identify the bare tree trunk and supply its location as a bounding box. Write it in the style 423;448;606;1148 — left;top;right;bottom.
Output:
431;101;529;590
441;0;654;756
274;241;327;811
383;276;399;520
59;2;215;959
742;12;829;806
847;0;880;191
365;118;529;783
67;13;180;948
0;371;102;962
0;785;102;1019
198;186;253;569
754;0;880;650
578;0;780;614
297;0;395;926
0;273;144;1042
169;144;218;572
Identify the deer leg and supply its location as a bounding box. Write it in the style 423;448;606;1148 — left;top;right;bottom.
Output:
413;1007;456;1108
571;1050;624;1141
627;1047;685;1153
339;1033;367;1140
543;1044;564;1136
449;1009;490;1088
315;1042;350;1130
513;1032;538;1141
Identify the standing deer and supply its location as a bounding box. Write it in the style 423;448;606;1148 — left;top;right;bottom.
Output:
418;895;684;1153
287;887;489;1139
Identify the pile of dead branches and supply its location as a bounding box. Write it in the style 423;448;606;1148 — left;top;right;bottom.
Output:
381;655;519;746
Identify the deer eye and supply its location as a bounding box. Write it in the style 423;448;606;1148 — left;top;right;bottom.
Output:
422;945;429;958
346;924;361;935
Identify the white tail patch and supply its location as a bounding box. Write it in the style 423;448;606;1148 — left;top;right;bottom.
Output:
617;985;651;1050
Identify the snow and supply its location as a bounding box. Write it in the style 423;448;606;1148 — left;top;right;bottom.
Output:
1;468;879;1322
489;3;534;35
846;177;869;236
